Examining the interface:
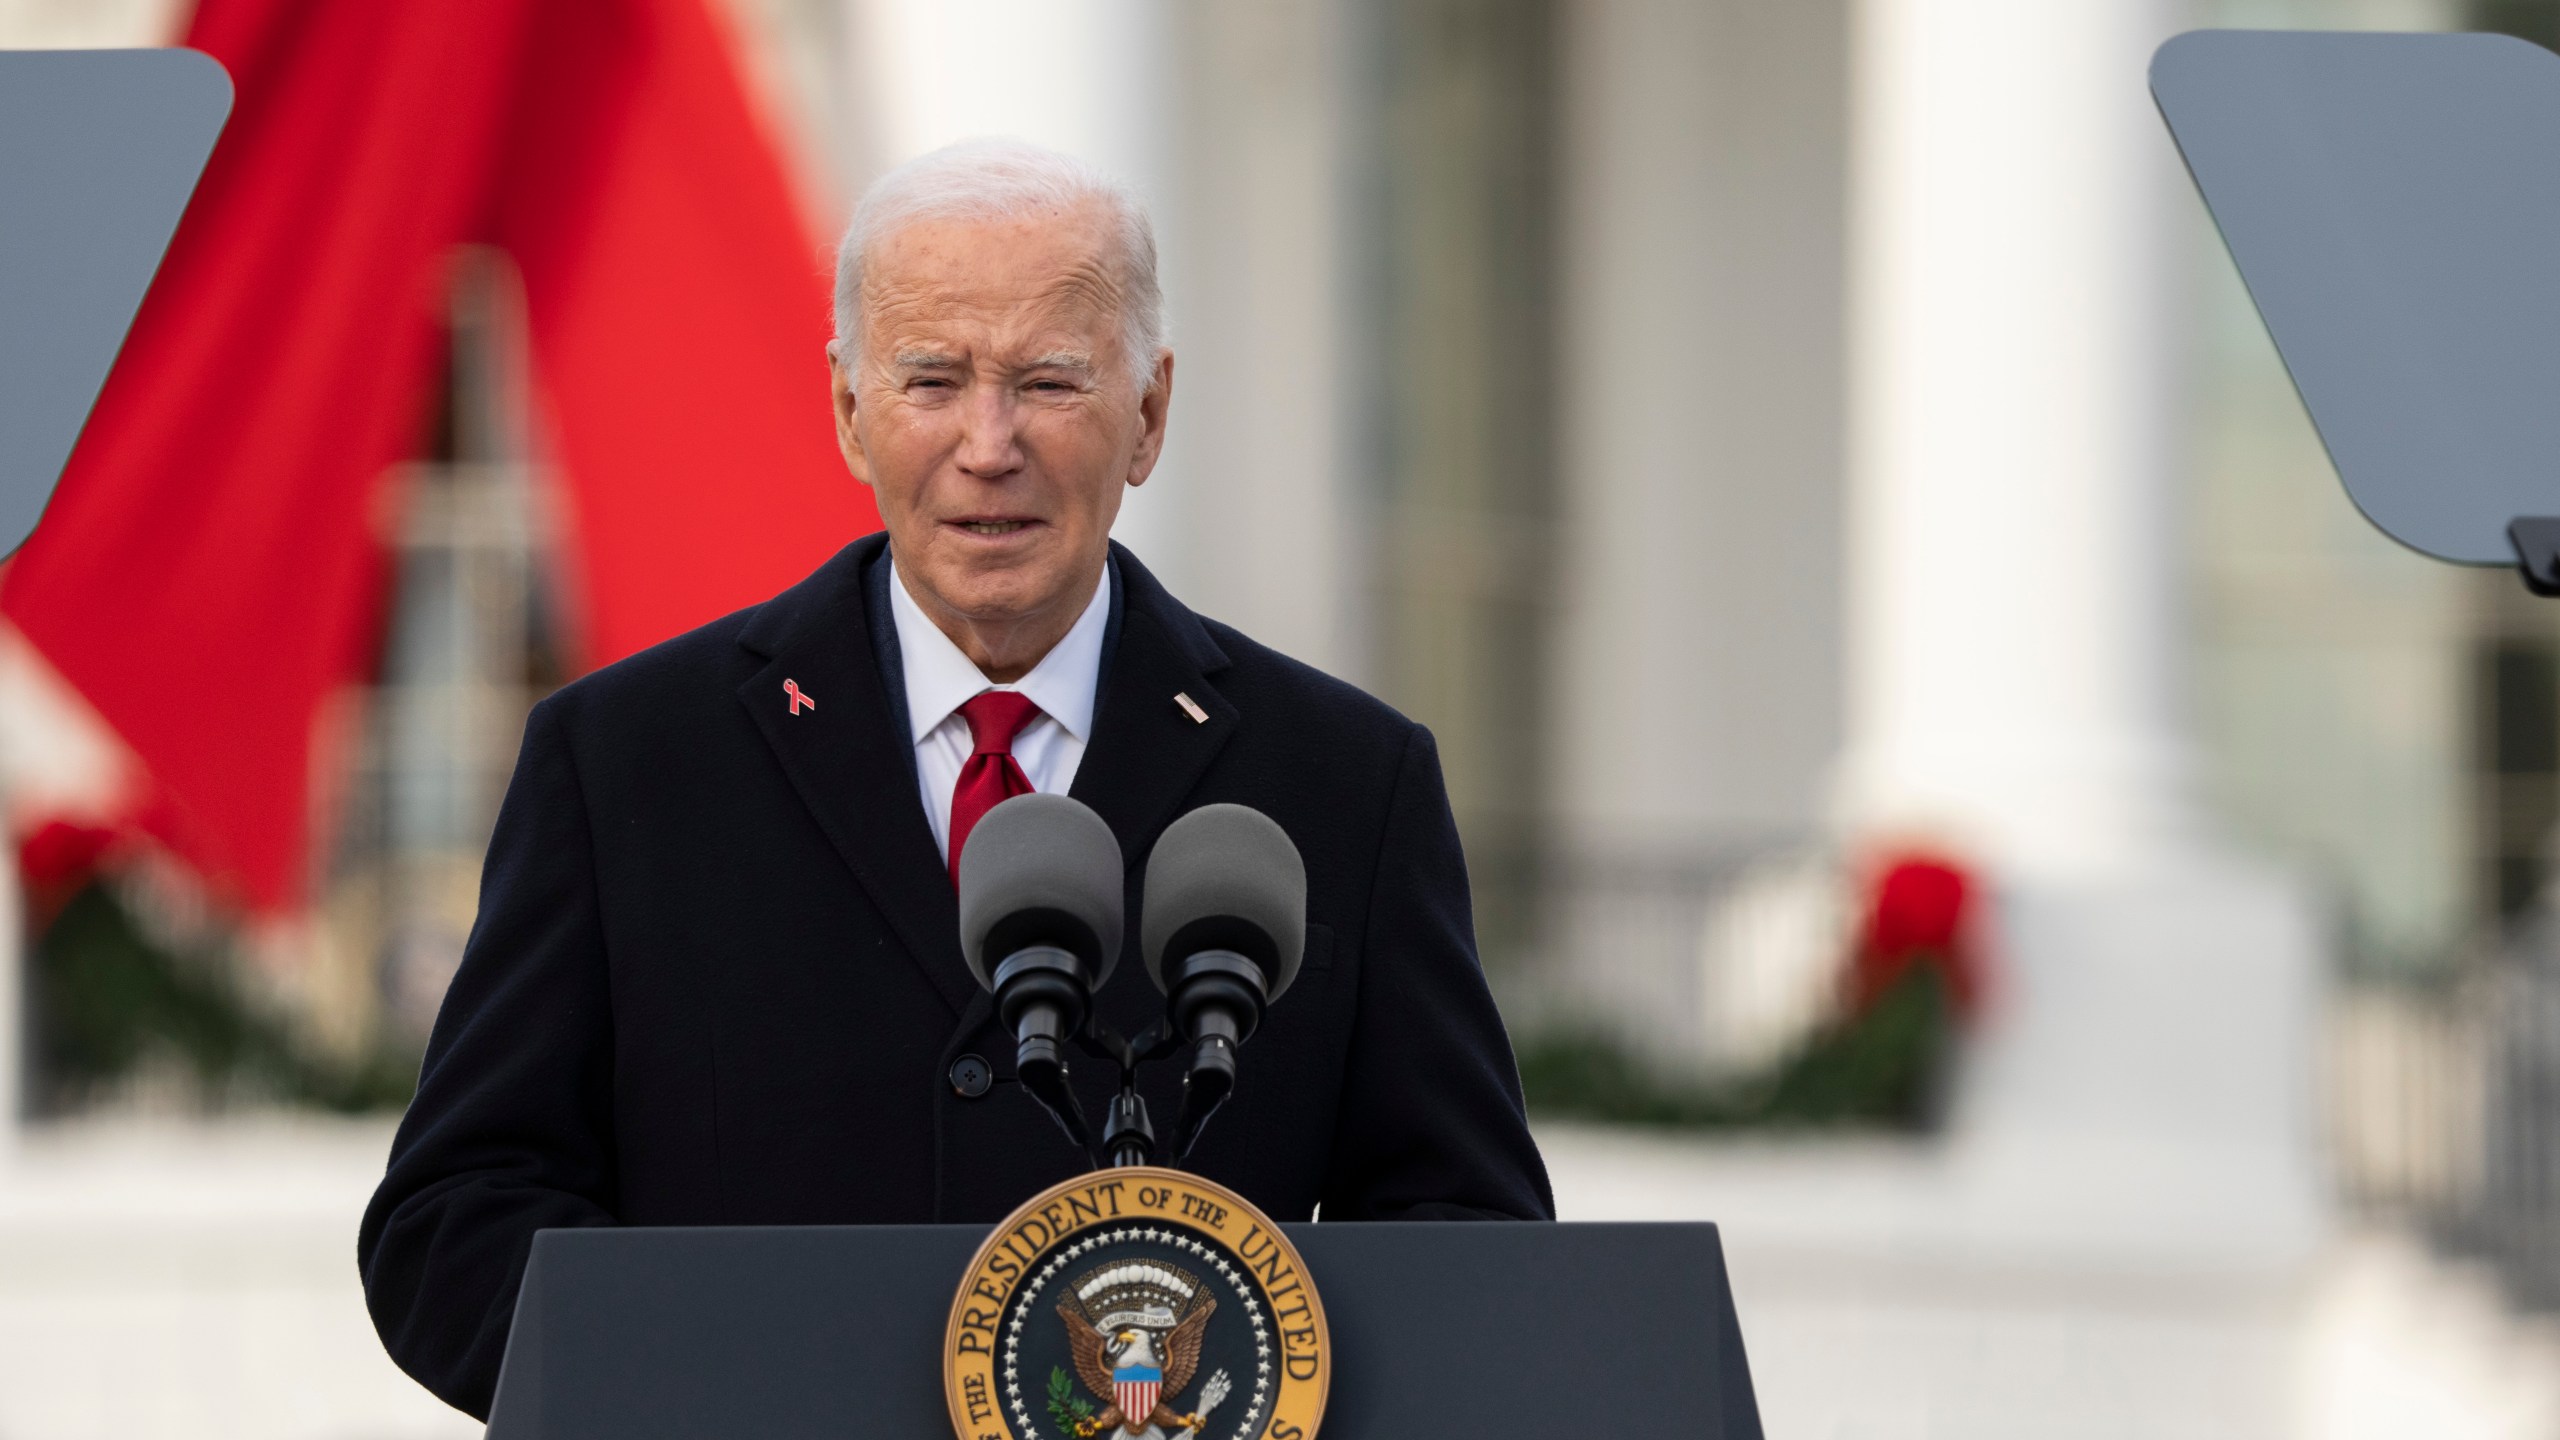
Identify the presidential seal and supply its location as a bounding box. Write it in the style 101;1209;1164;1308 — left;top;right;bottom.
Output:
946;1168;1328;1440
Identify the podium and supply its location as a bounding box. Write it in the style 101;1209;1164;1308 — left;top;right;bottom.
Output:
485;1221;1763;1439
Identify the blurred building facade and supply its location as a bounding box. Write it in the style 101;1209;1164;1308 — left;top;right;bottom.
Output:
19;0;2560;1435
764;0;2560;1333
4;0;2552;1155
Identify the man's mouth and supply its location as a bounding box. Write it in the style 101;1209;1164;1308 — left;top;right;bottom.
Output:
953;519;1034;536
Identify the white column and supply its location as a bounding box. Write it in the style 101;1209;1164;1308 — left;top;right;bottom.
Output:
1842;0;2325;1258
1838;0;2190;882
841;0;1186;574
1552;0;1849;856
1154;0;1362;677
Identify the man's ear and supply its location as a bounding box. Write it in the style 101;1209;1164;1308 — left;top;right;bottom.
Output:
1125;350;1175;490
828;342;872;486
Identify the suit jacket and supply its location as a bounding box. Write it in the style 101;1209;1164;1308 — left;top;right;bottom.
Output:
357;533;1554;1419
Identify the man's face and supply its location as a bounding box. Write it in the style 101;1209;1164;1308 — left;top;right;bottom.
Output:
831;204;1171;639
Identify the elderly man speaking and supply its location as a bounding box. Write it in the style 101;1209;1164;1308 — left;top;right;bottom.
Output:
358;139;1553;1418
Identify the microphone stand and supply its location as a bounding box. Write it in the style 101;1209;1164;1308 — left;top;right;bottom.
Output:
1019;1016;1189;1170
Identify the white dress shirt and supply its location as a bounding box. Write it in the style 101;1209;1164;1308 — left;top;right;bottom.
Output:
888;559;1111;862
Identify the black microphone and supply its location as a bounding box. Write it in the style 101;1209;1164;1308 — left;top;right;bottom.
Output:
957;792;1124;1158
1140;804;1305;1155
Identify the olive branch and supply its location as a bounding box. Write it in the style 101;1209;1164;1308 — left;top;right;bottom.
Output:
1046;1366;1095;1435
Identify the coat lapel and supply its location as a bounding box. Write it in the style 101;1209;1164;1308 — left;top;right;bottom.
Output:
736;534;977;1020
732;538;1238;1019
1073;544;1237;870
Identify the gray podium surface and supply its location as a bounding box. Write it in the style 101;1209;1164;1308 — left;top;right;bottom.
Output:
2152;31;2560;563
486;1222;1761;1440
0;48;229;556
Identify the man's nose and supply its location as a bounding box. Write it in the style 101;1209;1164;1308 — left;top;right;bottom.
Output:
953;381;1026;478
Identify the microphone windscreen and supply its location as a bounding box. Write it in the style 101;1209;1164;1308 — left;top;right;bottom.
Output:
956;793;1125;990
1140;804;1306;1001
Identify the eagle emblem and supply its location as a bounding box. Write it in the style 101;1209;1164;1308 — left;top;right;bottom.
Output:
946;1171;1326;1440
1055;1262;1228;1438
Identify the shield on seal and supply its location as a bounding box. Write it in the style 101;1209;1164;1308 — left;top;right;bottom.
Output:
1113;1364;1162;1427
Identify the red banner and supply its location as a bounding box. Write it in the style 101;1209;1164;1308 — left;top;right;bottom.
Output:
2;0;876;911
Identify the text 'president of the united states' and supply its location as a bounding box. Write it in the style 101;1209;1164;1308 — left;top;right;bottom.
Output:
357;138;1555;1420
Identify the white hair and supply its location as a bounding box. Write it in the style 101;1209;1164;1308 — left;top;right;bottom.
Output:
832;138;1166;394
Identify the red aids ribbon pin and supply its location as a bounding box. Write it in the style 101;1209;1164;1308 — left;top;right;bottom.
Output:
784;679;816;716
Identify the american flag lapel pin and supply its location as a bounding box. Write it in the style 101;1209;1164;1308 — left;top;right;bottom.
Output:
784;678;817;716
1174;692;1209;724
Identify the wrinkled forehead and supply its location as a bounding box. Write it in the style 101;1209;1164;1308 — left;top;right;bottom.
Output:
858;206;1125;359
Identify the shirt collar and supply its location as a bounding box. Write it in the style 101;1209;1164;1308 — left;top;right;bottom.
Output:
885;557;1111;747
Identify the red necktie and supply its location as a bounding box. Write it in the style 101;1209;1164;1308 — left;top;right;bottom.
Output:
947;690;1045;888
